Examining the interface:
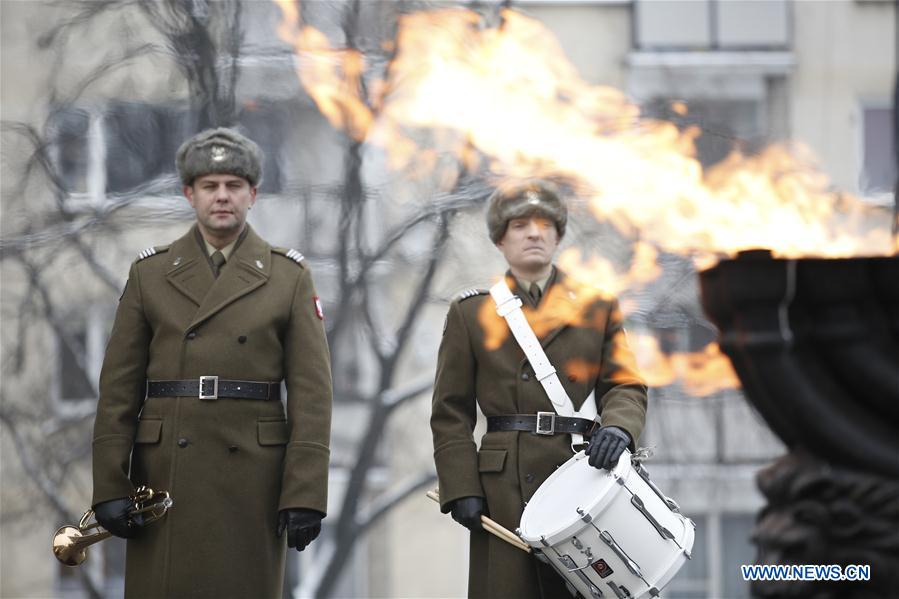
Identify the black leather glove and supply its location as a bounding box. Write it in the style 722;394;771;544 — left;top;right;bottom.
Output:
277;508;324;551
587;425;631;470
450;496;487;532
93;497;138;539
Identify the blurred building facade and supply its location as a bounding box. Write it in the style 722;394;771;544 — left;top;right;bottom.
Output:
1;1;894;598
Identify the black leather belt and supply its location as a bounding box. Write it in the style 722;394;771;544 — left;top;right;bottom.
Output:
146;377;281;401
487;413;596;436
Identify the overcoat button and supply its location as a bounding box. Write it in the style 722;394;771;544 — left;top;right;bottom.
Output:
228;445;239;453
177;438;189;448
525;474;535;483
568;375;577;382
238;336;247;344
186;331;197;340
521;373;530;381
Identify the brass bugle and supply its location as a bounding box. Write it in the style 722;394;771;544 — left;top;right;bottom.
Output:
52;485;173;566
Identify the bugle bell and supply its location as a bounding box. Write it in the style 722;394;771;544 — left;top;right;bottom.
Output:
52;485;173;566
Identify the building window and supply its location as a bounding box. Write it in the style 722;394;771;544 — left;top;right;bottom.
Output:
859;104;896;197
53;305;111;408
103;101;189;193
667;511;756;597
57;327;95;401
49;106;91;194
722;513;755;599
643;96;768;168
49;100;290;204
238;100;286;194
634;0;791;51
666;514;708;598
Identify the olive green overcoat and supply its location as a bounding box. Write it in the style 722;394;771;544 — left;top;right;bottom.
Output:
91;224;332;599
431;268;647;599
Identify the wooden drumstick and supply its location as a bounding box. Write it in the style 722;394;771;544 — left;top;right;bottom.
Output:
426;489;531;553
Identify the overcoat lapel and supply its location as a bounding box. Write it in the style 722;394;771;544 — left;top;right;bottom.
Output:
187;226;271;331
165;227;214;306
508;268;573;350
539;269;575;349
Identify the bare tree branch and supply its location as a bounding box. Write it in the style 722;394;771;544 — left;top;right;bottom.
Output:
381;213;449;389
356;472;437;536
38;0;137;49
317;212;451;598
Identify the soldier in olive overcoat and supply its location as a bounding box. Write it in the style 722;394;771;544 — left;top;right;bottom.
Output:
90;128;332;598
431;182;648;598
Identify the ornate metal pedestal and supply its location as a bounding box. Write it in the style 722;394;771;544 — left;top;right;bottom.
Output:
700;252;899;598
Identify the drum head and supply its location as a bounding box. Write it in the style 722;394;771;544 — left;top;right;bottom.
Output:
519;450;629;545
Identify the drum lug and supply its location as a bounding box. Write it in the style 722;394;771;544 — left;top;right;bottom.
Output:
664;496;682;513
635;462;682;514
546;551;605;598
576;507;592;523
573;568;604;598
649;586;660;597
569;574;604;599
605;582;631;599
598;530;643;580
634;462;652;482
629;495;675;541
534;549;550;564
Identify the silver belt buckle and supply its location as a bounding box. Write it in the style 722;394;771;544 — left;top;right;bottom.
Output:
199;376;219;400
535;412;556;435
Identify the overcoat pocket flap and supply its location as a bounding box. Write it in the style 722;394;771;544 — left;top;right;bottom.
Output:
478;449;507;473
134;419;162;444
258;420;289;446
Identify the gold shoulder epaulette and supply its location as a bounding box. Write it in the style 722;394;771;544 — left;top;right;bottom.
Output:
136;244;171;262
272;247;306;267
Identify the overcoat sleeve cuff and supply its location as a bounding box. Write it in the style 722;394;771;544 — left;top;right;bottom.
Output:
433;441;483;513
278;442;330;514
91;437;136;505
598;388;647;449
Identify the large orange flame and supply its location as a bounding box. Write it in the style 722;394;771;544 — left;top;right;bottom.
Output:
276;4;894;261
628;335;740;397
476;275;617;352
274;2;895;396
274;0;373;141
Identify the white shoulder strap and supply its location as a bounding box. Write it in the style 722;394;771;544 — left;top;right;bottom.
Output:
489;279;597;445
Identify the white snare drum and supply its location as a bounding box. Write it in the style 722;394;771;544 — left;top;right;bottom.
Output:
518;450;694;599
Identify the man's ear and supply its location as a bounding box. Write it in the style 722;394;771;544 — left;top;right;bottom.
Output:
183;185;195;207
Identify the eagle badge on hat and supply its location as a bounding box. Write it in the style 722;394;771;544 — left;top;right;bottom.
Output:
210;145;228;162
525;190;541;205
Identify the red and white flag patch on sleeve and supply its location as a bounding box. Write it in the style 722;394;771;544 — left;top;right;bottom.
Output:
313;296;325;320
